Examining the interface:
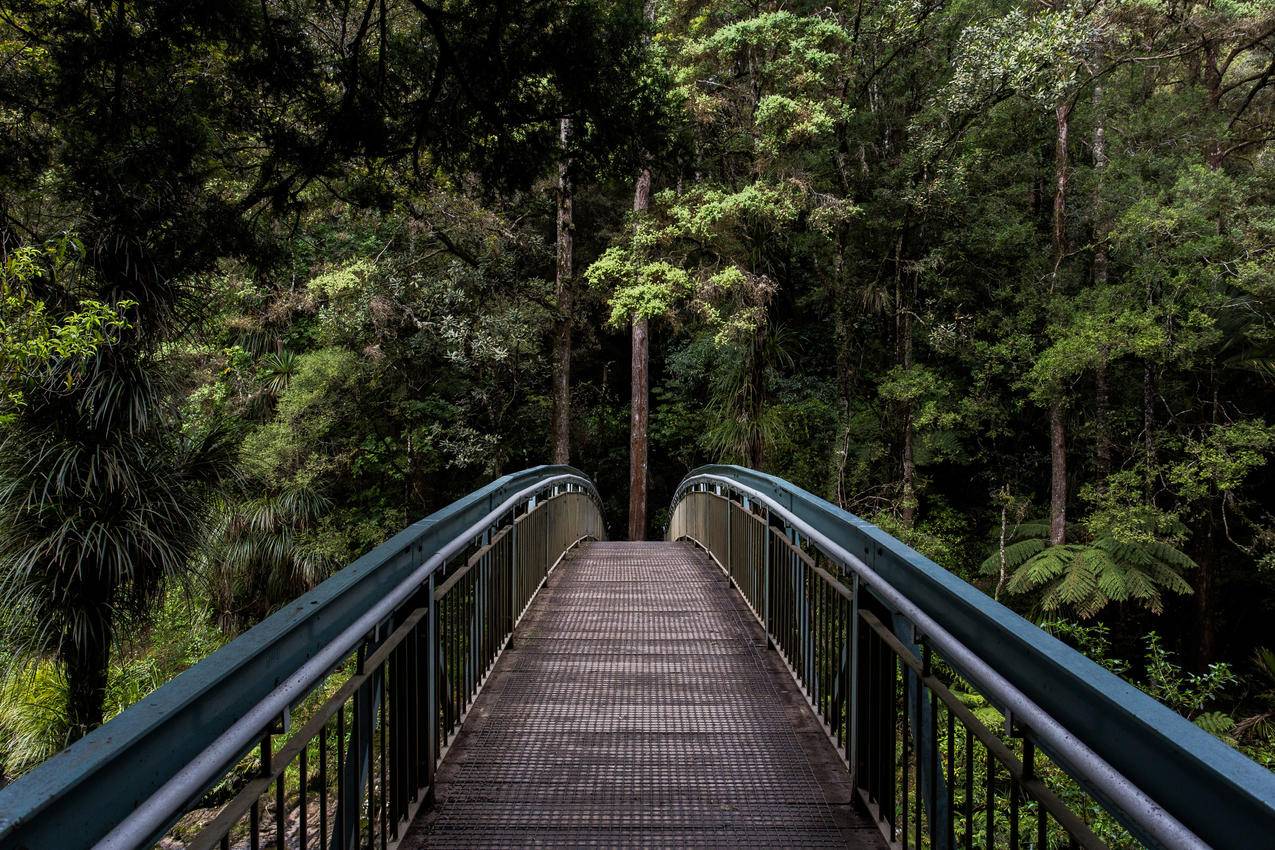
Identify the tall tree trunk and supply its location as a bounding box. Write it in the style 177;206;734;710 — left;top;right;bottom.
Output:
892;231;917;528
550;118;574;464
63;624;111;742
746;325;766;469
1144;276;1157;496
627;165;651;541
1204;39;1225;168
1049;95;1071;545
1051;101;1072;286
901;415;916;527
1194;511;1218;666
1093;62;1111;489
1095;354;1111;486
1091;57;1108;290
1049;401;1067;545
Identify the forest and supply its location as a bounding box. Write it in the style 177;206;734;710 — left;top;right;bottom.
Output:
1;0;1274;786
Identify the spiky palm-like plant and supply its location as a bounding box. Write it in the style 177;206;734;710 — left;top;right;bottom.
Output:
704;324;795;467
202;485;333;634
0;370;235;738
980;519;1195;618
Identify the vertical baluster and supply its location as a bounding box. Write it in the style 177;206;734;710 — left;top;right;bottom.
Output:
275;759;285;850
866;621;877;812
948;704;956;850
254;733;270;850
452;584;460;732
820;580;829;720
367;697;375;850
964;726;973;850
337;700;346;846
929;679;938;848
299;741;308;849
985;746;995;850
901;654;910;849
1010;743;1020;849
320;723;329;850
915;653;924;850
381;668;389;850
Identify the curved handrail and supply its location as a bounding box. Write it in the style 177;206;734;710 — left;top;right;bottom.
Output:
670;464;1275;850
0;465;602;850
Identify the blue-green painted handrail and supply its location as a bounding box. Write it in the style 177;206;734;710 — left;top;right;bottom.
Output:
673;465;1275;849
0;465;597;850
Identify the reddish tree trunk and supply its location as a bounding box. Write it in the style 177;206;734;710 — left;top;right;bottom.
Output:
628;317;649;540
550;118;573;464
627;166;652;541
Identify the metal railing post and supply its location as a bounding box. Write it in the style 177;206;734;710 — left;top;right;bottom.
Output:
848;574;860;781
426;574;438;805
726;493;733;579
510;512;519;635
763;508;772;640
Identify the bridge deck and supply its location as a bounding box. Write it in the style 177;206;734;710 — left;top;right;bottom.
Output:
402;541;885;849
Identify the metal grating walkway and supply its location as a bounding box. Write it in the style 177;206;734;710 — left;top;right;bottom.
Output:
401;541;885;848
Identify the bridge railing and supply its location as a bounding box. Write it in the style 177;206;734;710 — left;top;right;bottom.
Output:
668;465;1275;850
0;465;604;850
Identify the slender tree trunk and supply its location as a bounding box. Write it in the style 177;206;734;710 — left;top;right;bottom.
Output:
891;231;918;528
1049;401;1067;545
1091;55;1109;290
1093;67;1111;489
900;306;916;528
831;243;855;505
63;627;111;741
1194;514;1218;666
1051;101;1072;286
1144;277;1157;495
1049;93;1071;545
550;118;574;464
901;416;916;527
996;497;1010;601
1095;354;1111;486
627;165;651;541
1204;40;1225;168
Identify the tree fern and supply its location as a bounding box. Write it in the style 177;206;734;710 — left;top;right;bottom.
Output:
985;520;1196;618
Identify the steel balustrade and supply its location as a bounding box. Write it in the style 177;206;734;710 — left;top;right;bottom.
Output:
0;466;604;850
3;460;1273;849
668;465;1275;850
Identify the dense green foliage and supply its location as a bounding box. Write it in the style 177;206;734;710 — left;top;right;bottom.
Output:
2;0;1275;784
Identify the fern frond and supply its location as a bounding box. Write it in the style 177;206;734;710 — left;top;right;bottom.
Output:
1055;549;1100;606
1146;560;1194;596
979;538;1047;575
1005;545;1072;594
1005;519;1052;542
1144;541;1197;571
1195;711;1235;735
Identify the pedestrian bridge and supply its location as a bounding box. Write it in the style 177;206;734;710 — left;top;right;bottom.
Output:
1;466;1273;849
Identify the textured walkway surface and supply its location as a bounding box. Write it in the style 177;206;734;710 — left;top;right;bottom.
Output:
401;541;884;848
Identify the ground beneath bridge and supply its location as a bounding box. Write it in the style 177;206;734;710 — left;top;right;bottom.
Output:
401;541;885;849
